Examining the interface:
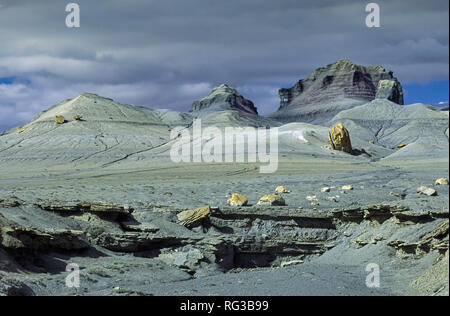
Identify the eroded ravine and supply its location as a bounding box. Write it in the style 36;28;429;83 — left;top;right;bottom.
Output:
1;198;448;295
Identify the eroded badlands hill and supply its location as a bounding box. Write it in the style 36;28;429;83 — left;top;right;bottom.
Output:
270;59;404;124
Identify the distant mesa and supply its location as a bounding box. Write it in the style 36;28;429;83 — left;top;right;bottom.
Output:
431;102;449;111
278;59;403;110
190;84;258;115
272;59;404;123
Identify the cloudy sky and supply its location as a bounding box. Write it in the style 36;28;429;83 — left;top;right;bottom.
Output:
0;0;448;132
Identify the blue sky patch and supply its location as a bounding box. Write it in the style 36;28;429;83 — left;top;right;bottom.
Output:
403;80;449;105
0;77;15;84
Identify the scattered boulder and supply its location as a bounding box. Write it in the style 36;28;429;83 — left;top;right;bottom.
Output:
327;196;339;202
227;193;248;207
73;115;83;121
54;115;65;124
321;187;331;193
390;191;406;199
305;195;317;201
328;123;352;153
177;205;211;227
417;186;437;197
397;143;408;149
17;127;26;134
257;194;286;206
341;185;353;191
275;186;290;194
435;178;449;186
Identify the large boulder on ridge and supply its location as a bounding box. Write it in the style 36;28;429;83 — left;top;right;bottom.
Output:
375;79;404;104
328;123;352;153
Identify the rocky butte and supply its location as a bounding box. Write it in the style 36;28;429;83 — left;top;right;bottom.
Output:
270;58;404;124
191;84;258;115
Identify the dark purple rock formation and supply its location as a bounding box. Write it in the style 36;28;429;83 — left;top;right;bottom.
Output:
191;84;258;115
271;59;403;123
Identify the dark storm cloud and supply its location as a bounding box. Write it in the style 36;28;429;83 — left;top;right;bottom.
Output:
0;0;448;131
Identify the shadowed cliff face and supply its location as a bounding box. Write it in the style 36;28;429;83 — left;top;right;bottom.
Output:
272;59;404;124
190;84;258;115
